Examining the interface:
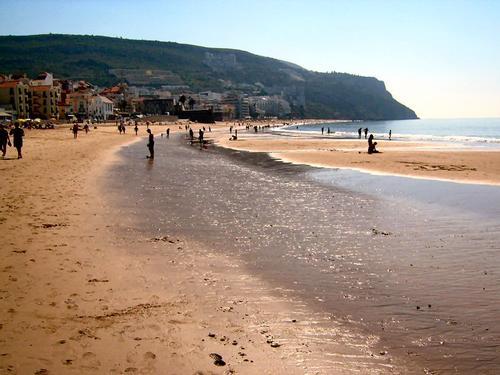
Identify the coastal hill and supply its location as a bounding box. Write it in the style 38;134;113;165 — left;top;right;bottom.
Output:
0;34;418;120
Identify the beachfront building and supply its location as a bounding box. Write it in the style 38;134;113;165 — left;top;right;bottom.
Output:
89;95;114;120
68;90;92;118
222;93;250;119
30;73;61;119
0;79;31;119
248;95;291;118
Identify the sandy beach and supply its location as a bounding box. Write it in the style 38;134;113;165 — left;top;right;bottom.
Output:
215;130;500;185
0;123;399;374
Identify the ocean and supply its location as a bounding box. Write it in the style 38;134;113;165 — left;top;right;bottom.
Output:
284;118;500;147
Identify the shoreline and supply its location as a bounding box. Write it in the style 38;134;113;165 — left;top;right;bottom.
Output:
212;128;500;186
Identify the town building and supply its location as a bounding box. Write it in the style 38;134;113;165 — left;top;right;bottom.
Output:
0;79;31;119
89;95;114;120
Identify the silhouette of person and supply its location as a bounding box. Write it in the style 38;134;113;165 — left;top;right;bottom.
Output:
364;128;368;139
147;129;154;159
189;128;194;140
358;128;362;139
166;128;170;138
198;128;204;149
83;124;89;134
327;127;330;134
0;124;11;157
368;134;379;154
389;130;392;140
72;123;79;139
321;127;324;135
134;124;138;135
10;123;24;159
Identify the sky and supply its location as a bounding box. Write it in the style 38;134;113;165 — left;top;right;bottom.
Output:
1;0;499;118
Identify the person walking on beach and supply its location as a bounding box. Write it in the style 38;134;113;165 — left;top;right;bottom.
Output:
0;124;11;158
134;124;138;135
83;123;89;134
166;128;170;138
10;123;24;159
146;129;154;159
389;129;392;140
364;128;368;139
189;128;194;141
72;123;79;139
358;128;362;139
198;128;204;149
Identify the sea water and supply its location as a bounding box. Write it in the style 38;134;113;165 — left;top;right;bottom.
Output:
284;118;500;146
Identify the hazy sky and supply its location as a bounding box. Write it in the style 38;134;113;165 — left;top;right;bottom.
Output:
1;0;499;118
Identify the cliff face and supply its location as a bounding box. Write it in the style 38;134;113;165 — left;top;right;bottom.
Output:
0;34;418;120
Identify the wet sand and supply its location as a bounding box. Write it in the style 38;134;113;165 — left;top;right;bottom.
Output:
215;130;500;185
109;134;500;374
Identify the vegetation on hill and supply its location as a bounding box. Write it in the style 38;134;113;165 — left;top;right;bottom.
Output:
0;34;418;120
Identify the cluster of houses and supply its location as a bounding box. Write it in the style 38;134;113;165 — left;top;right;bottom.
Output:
0;72;292;123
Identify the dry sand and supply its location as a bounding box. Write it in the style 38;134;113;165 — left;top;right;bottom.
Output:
215;132;500;185
0;124;396;374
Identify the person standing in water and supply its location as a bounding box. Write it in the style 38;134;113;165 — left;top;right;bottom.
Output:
321;127;324;135
364;128;368;139
198;128;204;149
147;129;154;159
358;128;362;139
389;130;392;140
166;128;170;138
10;123;24;159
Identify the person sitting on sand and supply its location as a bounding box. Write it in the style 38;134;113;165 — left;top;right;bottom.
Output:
368;134;379;154
147;129;154;159
10;123;24;159
0;124;11;158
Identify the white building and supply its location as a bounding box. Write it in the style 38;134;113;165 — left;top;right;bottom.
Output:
89;95;114;120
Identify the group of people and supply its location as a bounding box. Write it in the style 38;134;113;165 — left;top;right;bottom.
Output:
0;123;24;159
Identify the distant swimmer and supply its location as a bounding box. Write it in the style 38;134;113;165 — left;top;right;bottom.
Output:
389;129;392;140
368;134;379;154
358;128;362;139
146;129;154;159
364;128;368;139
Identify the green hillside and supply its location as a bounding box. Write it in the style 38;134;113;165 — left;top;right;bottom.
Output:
0;34;418;120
